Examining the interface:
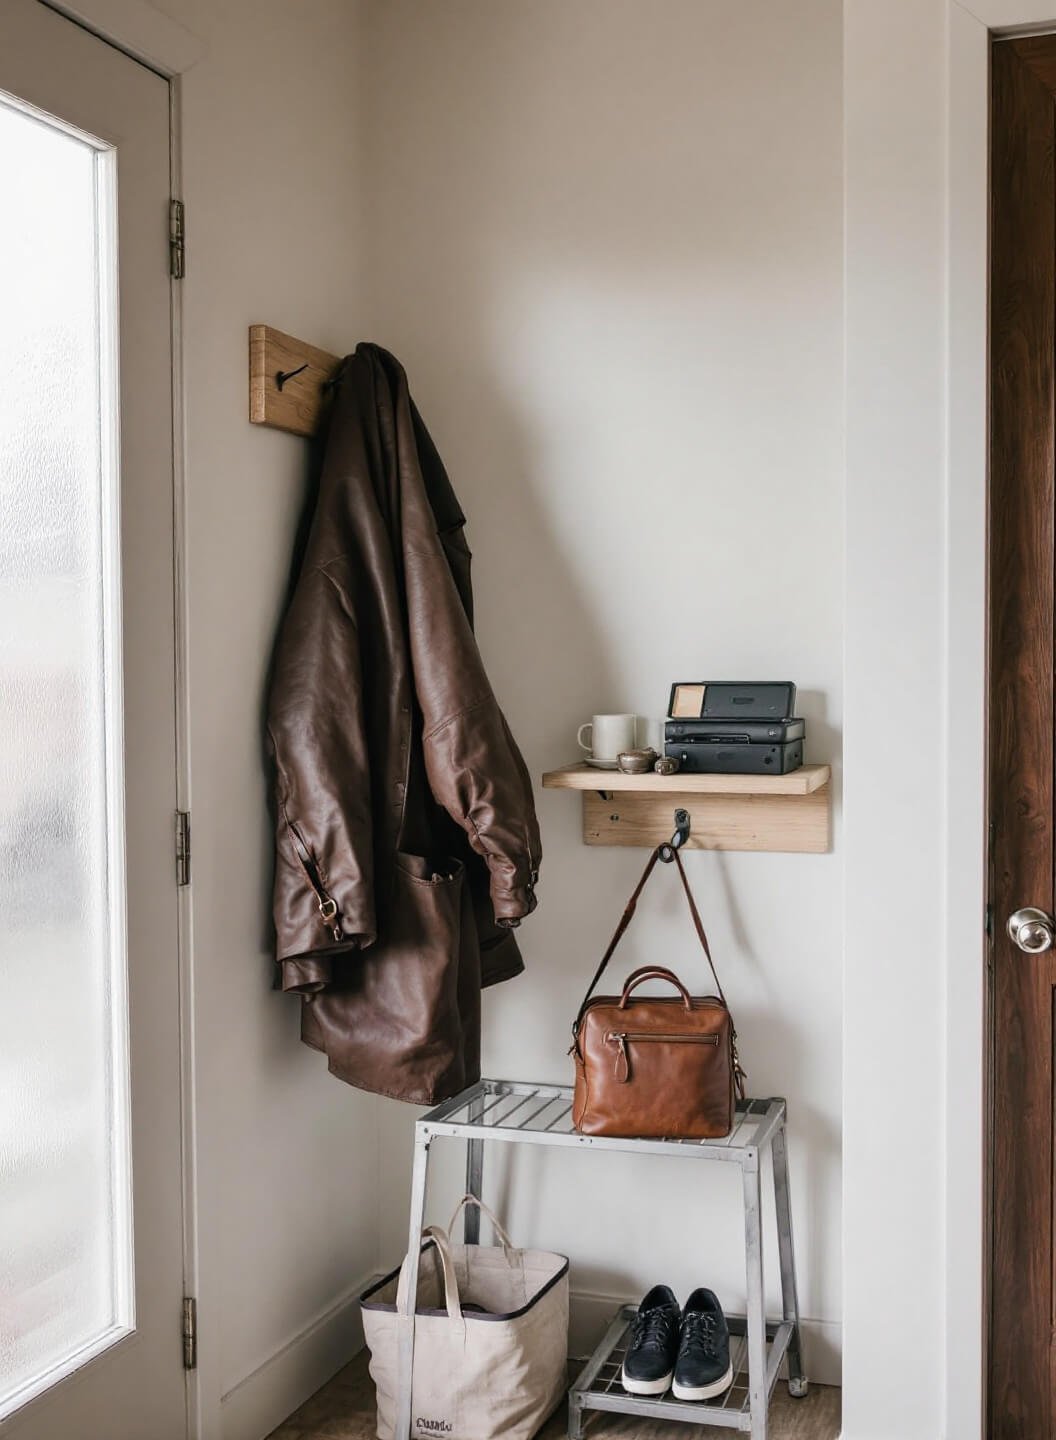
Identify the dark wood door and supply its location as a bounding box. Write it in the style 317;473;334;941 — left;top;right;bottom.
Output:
990;34;1056;1439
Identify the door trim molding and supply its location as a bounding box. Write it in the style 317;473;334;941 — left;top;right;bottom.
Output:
958;0;1056;30
28;7;204;1436
39;0;203;77
944;9;991;1440
166;71;202;1440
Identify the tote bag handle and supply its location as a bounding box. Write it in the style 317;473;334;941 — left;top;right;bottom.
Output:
446;1194;516;1256
396;1224;463;1322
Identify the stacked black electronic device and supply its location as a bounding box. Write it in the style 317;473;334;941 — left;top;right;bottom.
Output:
664;682;804;775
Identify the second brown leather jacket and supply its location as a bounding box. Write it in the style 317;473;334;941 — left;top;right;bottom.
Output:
266;344;541;1103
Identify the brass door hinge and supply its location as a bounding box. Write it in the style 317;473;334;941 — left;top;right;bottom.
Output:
176;810;190;887
169;199;185;279
182;1296;197;1370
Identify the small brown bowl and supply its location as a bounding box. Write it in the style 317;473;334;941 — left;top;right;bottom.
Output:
616;747;659;774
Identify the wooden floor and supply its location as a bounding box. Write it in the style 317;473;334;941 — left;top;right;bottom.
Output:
267;1350;841;1439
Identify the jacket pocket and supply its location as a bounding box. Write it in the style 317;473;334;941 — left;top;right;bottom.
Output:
395;852;465;886
605;1031;719;1083
370;853;480;1101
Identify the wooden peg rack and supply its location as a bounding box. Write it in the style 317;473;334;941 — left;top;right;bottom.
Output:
249;325;340;437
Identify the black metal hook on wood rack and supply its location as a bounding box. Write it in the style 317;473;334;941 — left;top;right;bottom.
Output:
659;807;690;862
275;362;309;391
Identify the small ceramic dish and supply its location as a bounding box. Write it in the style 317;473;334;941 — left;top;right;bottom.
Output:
616;747;659;774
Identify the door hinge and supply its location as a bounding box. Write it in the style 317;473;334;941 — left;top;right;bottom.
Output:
176;810;190;887
182;1296;197;1370
169;199;185;279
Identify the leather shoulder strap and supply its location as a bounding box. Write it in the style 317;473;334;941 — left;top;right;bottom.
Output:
571;846;728;1052
669;847;727;1008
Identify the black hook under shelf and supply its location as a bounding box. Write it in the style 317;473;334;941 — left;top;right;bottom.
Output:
659;807;690;862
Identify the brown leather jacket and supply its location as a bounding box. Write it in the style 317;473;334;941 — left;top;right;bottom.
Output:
266;344;540;1103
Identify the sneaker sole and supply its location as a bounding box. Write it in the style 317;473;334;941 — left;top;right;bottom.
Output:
671;1363;735;1402
620;1368;674;1396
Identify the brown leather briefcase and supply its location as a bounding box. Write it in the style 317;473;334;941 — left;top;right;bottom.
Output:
570;846;745;1139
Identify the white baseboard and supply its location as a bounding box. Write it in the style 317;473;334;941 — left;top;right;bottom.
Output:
569;1290;842;1389
219;1272;374;1440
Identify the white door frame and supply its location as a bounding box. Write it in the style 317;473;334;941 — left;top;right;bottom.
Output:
848;3;1056;1438
40;1;203;76
943;6;991;1438
37;2;206;1434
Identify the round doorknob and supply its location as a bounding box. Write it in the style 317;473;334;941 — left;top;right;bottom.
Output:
1007;906;1056;953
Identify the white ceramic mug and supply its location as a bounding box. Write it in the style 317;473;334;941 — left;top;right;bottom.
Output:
577;713;637;761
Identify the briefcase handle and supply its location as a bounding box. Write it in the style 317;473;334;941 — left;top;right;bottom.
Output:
619;966;693;1010
571;846;729;1057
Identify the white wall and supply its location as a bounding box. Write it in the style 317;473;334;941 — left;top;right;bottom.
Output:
145;4;380;1438
361;0;845;1384
844;2;996;1437
842;3;947;1432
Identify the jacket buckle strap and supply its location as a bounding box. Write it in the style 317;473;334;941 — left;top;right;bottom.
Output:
285;815;344;942
314;895;342;941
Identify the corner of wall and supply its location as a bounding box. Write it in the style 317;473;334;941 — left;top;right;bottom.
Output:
218;1277;373;1440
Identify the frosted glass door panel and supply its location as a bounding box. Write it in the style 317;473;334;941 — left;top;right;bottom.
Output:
0;97;132;1417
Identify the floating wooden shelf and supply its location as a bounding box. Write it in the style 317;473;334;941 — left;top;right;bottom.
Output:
541;764;831;854
543;764;829;795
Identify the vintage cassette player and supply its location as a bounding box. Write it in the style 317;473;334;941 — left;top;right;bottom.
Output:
664;738;804;775
668;681;797;721
666;717;805;744
665;682;804;775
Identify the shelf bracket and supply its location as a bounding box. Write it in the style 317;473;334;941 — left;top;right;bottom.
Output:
659;807;691;862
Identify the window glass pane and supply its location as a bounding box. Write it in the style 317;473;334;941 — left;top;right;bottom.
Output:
0;96;130;1416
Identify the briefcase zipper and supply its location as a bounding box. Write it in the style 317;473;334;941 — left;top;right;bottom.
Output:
606;1030;719;1083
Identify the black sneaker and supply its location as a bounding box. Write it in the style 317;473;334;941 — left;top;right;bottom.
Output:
672;1288;734;1401
621;1285;681;1395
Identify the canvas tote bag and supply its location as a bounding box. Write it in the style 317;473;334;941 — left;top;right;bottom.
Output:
361;1196;569;1440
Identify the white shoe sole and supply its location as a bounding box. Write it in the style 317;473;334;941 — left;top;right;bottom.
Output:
620;1368;674;1396
671;1363;735;1402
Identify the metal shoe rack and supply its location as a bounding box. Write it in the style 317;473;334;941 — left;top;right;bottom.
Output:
395;1078;807;1440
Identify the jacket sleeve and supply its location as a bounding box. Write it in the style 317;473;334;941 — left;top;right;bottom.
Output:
266;562;376;990
422;695;541;926
404;521;542;925
386;355;542;926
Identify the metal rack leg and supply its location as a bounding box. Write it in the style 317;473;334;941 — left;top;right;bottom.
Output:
567;1393;584;1440
395;1131;431;1440
772;1122;808;1397
465;1092;484;1244
742;1155;768;1440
